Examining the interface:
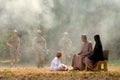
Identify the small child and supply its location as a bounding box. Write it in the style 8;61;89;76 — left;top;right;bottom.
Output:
50;51;68;71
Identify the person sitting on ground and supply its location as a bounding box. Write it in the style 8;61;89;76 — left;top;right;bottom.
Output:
83;34;104;71
50;51;68;71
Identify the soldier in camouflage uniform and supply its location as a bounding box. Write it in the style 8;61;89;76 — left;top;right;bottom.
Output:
59;32;72;65
32;30;47;68
7;30;20;67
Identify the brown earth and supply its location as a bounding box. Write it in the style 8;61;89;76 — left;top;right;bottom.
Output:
0;66;119;80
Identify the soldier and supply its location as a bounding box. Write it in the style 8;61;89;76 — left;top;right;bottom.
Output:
32;30;47;68
59;32;72;65
7;30;20;67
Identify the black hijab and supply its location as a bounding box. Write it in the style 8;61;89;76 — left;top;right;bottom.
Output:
89;35;104;62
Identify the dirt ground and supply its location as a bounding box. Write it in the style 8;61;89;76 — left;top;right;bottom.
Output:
0;66;120;80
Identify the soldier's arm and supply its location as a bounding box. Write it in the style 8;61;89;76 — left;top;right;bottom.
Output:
17;38;21;56
6;41;10;46
68;39;72;49
32;38;35;50
17;38;20;50
59;39;63;49
6;38;12;47
16;37;20;52
45;41;47;50
43;38;47;50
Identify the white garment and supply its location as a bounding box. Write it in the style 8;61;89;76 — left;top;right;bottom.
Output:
50;57;68;71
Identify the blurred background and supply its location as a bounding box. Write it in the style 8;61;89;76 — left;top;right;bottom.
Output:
0;0;120;66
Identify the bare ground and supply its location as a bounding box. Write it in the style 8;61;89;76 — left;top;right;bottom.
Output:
0;66;119;80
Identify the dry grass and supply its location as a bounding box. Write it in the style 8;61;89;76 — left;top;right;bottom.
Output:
0;66;119;80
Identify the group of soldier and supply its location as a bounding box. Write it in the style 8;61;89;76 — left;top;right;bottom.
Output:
6;30;72;68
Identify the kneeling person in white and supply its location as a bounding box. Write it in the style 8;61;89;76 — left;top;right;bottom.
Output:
50;51;68;71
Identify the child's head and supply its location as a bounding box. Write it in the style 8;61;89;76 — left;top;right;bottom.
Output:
56;51;62;58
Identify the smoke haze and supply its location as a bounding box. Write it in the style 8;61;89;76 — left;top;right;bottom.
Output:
0;0;120;66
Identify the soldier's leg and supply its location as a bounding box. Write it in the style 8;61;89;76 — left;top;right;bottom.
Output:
64;54;67;64
66;54;70;65
40;52;45;67
10;49;15;67
10;53;14;67
36;54;41;68
14;52;19;67
35;51;40;68
65;51;71;65
63;51;68;65
61;50;65;64
40;54;43;67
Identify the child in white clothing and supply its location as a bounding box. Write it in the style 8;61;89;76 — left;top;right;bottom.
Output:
50;51;68;71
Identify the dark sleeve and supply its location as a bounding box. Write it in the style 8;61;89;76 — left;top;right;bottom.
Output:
89;44;103;61
89;43;98;59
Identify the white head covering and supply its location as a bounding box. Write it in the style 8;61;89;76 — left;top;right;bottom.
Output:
81;34;87;39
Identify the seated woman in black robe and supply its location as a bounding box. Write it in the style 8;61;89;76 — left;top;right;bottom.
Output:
83;34;104;71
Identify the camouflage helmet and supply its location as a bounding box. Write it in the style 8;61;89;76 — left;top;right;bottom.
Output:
37;30;41;34
13;30;17;33
63;32;68;35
